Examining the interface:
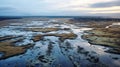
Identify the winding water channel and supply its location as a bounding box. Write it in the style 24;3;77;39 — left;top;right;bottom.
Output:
0;19;120;67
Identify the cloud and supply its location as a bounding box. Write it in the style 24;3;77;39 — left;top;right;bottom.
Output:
63;0;120;16
0;0;119;17
0;6;30;16
0;6;16;12
90;0;120;8
0;7;13;11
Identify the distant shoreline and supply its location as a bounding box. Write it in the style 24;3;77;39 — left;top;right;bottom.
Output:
0;16;120;22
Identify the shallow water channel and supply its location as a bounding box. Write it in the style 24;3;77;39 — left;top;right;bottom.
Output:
0;19;120;67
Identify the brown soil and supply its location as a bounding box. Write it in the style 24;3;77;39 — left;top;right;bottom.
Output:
0;36;33;59
32;33;77;42
82;28;120;54
25;28;70;33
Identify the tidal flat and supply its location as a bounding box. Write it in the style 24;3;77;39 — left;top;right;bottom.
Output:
0;17;120;67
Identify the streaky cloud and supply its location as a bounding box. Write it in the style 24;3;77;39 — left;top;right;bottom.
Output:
90;0;120;8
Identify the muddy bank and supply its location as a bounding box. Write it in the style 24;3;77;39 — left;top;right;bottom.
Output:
32;33;77;42
0;36;34;59
25;28;70;33
82;28;120;54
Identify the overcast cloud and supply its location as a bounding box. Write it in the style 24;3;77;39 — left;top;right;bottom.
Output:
0;0;119;17
90;0;120;8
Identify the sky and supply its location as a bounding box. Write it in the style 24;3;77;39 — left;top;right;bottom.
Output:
0;0;120;17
